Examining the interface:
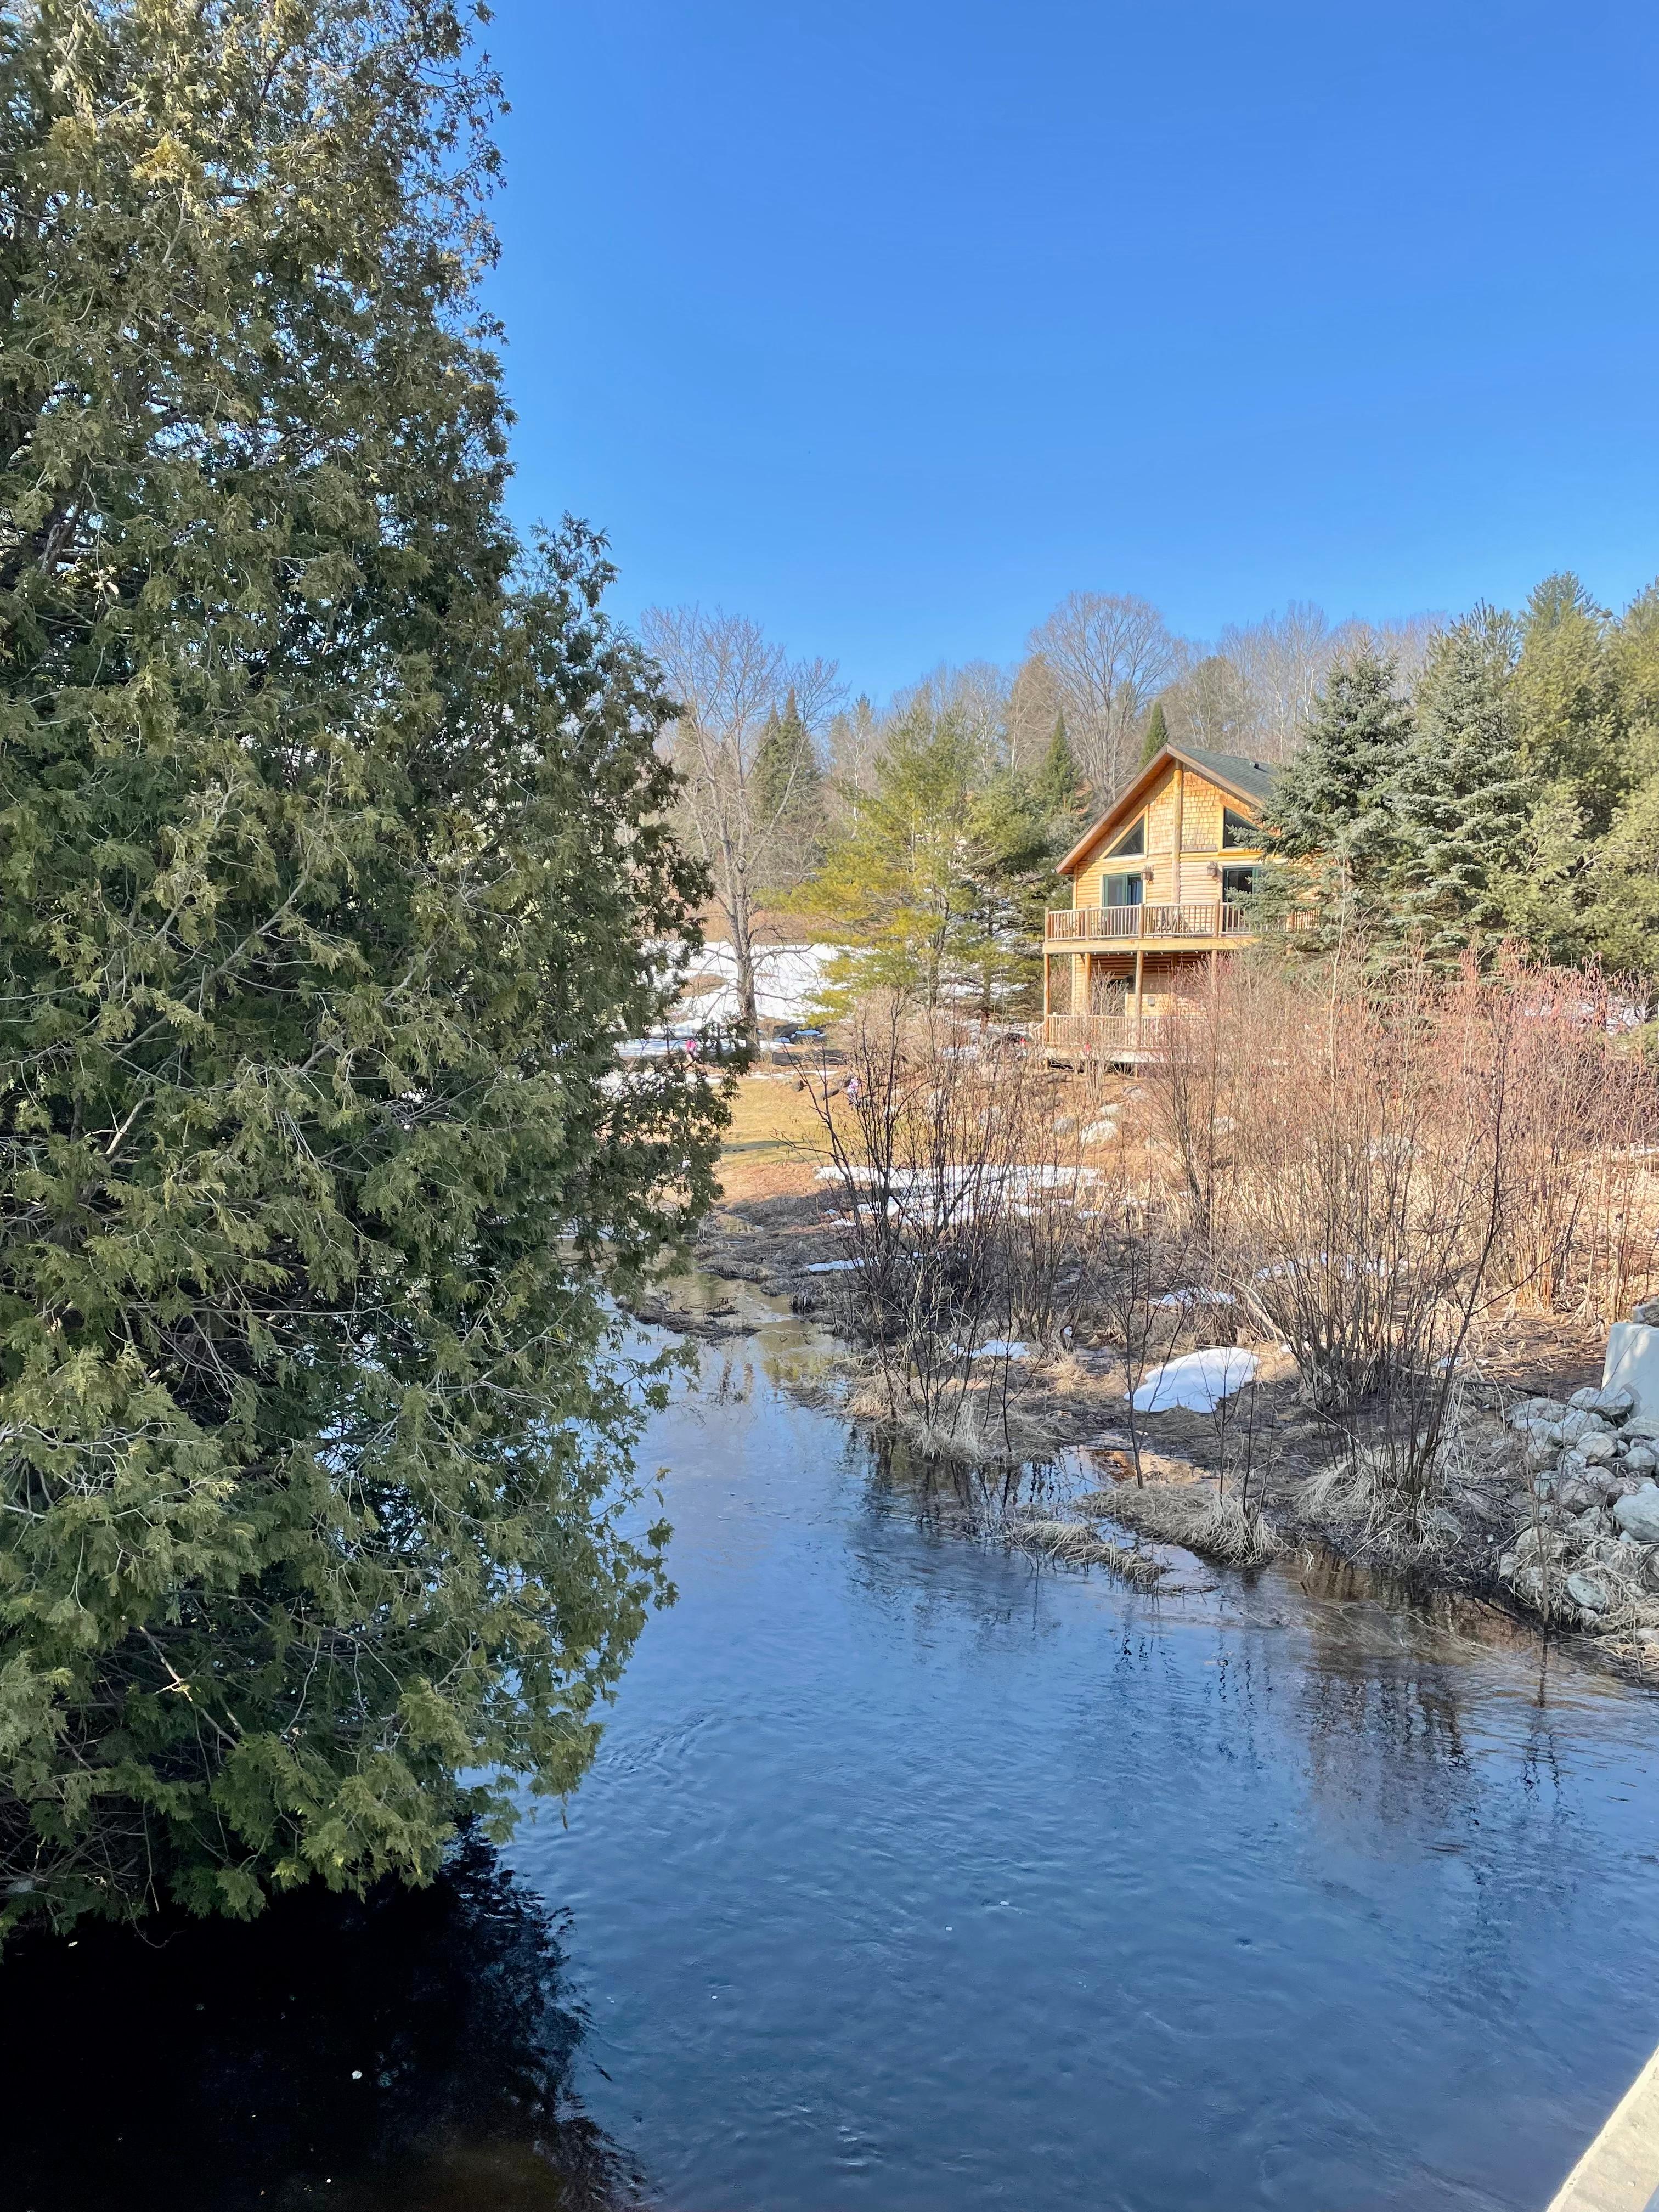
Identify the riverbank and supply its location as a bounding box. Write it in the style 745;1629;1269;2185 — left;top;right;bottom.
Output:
685;1159;1659;1689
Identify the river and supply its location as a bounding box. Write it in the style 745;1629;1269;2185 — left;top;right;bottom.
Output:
7;1283;1659;2210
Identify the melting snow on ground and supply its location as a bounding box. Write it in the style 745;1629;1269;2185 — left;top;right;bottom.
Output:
1130;1347;1259;1413
672;941;851;1029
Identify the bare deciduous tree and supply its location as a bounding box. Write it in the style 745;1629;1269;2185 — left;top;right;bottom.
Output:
825;692;884;827
1163;606;1447;765
642;606;840;1036
1214;601;1336;761
1025;591;1183;798
1008;652;1064;775
891;661;1011;777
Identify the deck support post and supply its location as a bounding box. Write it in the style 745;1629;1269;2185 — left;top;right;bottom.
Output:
1133;947;1145;1051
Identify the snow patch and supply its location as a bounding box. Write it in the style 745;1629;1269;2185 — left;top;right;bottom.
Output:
1131;1348;1259;1413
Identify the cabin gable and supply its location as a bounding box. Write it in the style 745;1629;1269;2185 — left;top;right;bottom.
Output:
1062;748;1268;910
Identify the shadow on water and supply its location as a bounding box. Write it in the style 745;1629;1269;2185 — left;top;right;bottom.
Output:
0;1832;639;2212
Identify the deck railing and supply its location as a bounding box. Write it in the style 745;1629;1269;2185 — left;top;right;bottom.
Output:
1044;900;1248;943
1041;1013;1171;1057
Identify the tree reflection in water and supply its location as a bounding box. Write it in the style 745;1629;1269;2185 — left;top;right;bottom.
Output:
0;1832;637;2212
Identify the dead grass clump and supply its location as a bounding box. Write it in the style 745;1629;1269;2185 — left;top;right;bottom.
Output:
842;1372;1065;1465
1093;1480;1279;1566
1008;1516;1169;1589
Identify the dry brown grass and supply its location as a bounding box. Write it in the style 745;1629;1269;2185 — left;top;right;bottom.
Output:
1084;1479;1280;1565
715;1071;833;1201
1007;1516;1170;1588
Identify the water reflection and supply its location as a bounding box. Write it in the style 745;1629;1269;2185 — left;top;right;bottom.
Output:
1;1833;635;2212
517;1297;1659;2212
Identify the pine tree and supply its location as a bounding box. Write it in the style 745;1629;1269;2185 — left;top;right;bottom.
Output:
1384;610;1530;963
809;706;979;1007
1034;713;1087;820
0;0;723;1933
1139;699;1171;764
753;685;825;889
1515;573;1627;831
1503;574;1638;961
1256;650;1413;949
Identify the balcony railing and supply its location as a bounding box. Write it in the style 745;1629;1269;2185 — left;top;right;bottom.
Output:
1041;1012;1171;1058
1045;900;1248;943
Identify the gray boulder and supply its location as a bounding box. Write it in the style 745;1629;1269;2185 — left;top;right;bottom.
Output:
1582;1430;1620;1466
1566;1572;1610;1615
1625;1444;1658;1476
1613;1487;1659;1545
1559;1409;1610;1446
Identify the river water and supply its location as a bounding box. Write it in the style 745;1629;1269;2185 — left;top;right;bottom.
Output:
8;1285;1659;2209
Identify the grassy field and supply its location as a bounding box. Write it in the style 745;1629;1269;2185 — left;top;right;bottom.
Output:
715;1069;830;1202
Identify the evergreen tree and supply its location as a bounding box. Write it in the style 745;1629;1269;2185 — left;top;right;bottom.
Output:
1501;573;1659;964
1384;610;1530;964
1035;713;1084;812
1255;651;1413;950
0;0;723;1933
1139;699;1171;765
809;706;980;1007
752;685;825;889
1514;573;1627;830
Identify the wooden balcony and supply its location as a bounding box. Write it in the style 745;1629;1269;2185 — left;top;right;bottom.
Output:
1045;900;1249;944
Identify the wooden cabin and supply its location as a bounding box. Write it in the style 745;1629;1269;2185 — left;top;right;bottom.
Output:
1042;744;1274;1059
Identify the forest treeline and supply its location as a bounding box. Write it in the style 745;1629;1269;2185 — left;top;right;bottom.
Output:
652;575;1659;1019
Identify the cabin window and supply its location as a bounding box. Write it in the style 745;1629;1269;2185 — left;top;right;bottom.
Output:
1221;808;1257;849
1103;872;1144;909
1221;865;1257;900
1105;818;1145;858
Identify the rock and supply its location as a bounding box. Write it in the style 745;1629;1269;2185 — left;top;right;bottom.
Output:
1566;1572;1610;1615
1497;1551;1519;1579
1626;1444;1658;1476
1557;1480;1597;1514
1512;1397;1568;1425
1614;1486;1659;1544
1633;1300;1659;1326
1426;1508;1463;1542
1582;1430;1620;1466
1523;1437;1559;1474
1531;1475;1556;1500
1569;1386;1603;1410
1559;1409;1610;1446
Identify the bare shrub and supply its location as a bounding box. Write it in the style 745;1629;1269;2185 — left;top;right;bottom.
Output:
804;997;1119;1452
1141;953;1659;1543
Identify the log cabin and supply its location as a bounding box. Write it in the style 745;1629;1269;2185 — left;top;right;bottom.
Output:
1042;743;1275;1060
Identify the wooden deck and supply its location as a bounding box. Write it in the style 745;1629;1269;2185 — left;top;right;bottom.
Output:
1045;900;1249;945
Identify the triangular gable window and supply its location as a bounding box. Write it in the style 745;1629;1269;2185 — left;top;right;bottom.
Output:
1221;808;1257;849
1106;818;1144;858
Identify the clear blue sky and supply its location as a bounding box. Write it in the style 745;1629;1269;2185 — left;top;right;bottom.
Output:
481;0;1659;698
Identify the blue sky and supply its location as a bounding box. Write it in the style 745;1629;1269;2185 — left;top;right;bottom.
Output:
481;1;1659;698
